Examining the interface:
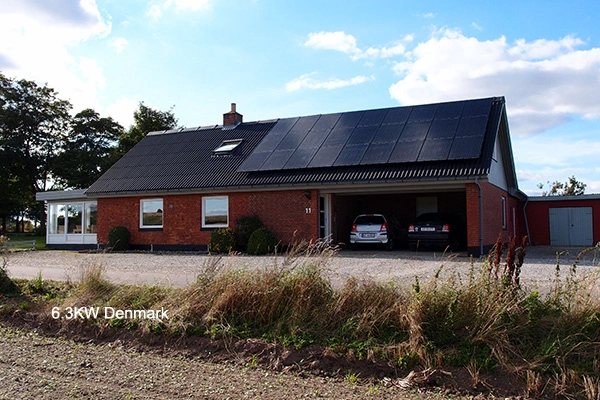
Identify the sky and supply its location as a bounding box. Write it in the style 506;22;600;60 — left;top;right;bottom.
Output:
1;0;600;195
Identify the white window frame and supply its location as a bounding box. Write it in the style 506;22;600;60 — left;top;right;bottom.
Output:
202;196;229;228
140;199;164;229
213;139;243;154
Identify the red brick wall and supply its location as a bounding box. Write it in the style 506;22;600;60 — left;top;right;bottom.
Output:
466;182;526;253
97;189;319;247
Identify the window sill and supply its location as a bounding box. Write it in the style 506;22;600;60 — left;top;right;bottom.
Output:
139;227;163;232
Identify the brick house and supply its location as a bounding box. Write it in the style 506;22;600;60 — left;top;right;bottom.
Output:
37;97;529;255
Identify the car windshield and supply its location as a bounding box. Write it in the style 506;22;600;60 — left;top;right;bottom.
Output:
355;215;384;225
415;213;449;224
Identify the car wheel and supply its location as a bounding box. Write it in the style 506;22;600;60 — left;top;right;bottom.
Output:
385;238;394;251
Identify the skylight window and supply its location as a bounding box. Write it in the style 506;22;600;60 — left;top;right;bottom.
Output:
213;139;243;154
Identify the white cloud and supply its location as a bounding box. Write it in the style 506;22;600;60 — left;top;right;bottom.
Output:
304;31;406;61
389;29;600;136
286;73;375;92
111;37;129;54
305;31;360;56
104;97;139;128
0;0;111;111
147;0;212;18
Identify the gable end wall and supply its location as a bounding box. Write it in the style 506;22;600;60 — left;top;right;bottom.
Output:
466;181;525;255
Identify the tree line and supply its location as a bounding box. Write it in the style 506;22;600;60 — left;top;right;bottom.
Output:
0;72;178;233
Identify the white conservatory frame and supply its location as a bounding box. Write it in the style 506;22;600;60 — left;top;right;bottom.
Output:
36;189;98;247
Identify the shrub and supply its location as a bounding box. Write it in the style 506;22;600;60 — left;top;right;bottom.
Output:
209;227;236;254
235;215;264;248
107;226;130;251
247;227;278;255
0;235;18;295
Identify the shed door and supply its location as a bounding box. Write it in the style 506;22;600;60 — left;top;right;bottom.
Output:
549;207;593;246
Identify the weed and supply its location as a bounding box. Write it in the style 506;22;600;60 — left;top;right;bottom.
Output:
345;370;360;384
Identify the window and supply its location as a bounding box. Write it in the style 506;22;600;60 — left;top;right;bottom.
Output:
67;204;83;234
47;201;97;236
140;199;163;228
501;197;507;230
48;204;66;234
213;139;242;154
85;203;98;233
202;196;228;228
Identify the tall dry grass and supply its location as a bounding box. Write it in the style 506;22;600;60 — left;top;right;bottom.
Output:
29;237;600;397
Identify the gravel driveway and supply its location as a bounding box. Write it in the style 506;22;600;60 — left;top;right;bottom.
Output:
5;246;600;292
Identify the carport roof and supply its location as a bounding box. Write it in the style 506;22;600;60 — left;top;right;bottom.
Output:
86;97;514;196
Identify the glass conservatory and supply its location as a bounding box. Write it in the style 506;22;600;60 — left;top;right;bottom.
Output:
36;189;98;248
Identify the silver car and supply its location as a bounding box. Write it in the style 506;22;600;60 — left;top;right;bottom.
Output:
349;214;394;250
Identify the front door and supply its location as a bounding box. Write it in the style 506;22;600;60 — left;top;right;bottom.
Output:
319;194;332;242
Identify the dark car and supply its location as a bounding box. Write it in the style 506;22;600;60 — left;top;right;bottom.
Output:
350;214;406;250
408;212;466;251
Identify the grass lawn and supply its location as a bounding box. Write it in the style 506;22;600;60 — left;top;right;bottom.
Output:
5;233;47;250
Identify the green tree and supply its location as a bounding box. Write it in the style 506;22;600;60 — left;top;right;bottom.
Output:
53;108;124;189
0;72;72;231
537;175;586;196
117;102;178;155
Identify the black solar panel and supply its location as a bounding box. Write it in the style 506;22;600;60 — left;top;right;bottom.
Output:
462;98;492;117
284;147;319;169
346;125;378;146
448;135;485;159
334;144;369;166
456;116;489;137
260;149;295;170
427;118;459;140
308;145;344;168
408;104;437;122
357;108;388;126
372;123;405;144
252;117;298;152
361;142;394;165
418;138;453;161
382;107;411;124
238;151;269;171
239;97;496;172
398;121;431;141
389;140;424;163
312;113;342;131
336;110;364;127
434;101;465;119
277;128;310;150
322;125;355;147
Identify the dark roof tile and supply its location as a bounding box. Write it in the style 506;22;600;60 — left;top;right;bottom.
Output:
86;97;506;195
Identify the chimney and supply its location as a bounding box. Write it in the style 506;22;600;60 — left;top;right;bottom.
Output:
223;103;243;127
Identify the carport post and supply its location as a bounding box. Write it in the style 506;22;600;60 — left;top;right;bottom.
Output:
475;178;483;256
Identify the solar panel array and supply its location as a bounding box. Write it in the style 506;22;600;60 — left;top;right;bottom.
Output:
238;98;493;172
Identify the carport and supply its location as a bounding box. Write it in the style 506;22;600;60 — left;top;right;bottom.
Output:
318;181;468;248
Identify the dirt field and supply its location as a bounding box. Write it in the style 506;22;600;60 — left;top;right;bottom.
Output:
0;324;467;400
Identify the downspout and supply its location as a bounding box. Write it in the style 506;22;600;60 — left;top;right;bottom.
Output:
475;178;484;256
523;197;531;245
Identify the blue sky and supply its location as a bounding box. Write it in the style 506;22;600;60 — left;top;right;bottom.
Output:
1;0;600;195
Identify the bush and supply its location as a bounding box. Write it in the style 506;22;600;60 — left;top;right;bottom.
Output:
247;227;278;255
235;215;264;248
107;226;130;251
209;227;237;254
